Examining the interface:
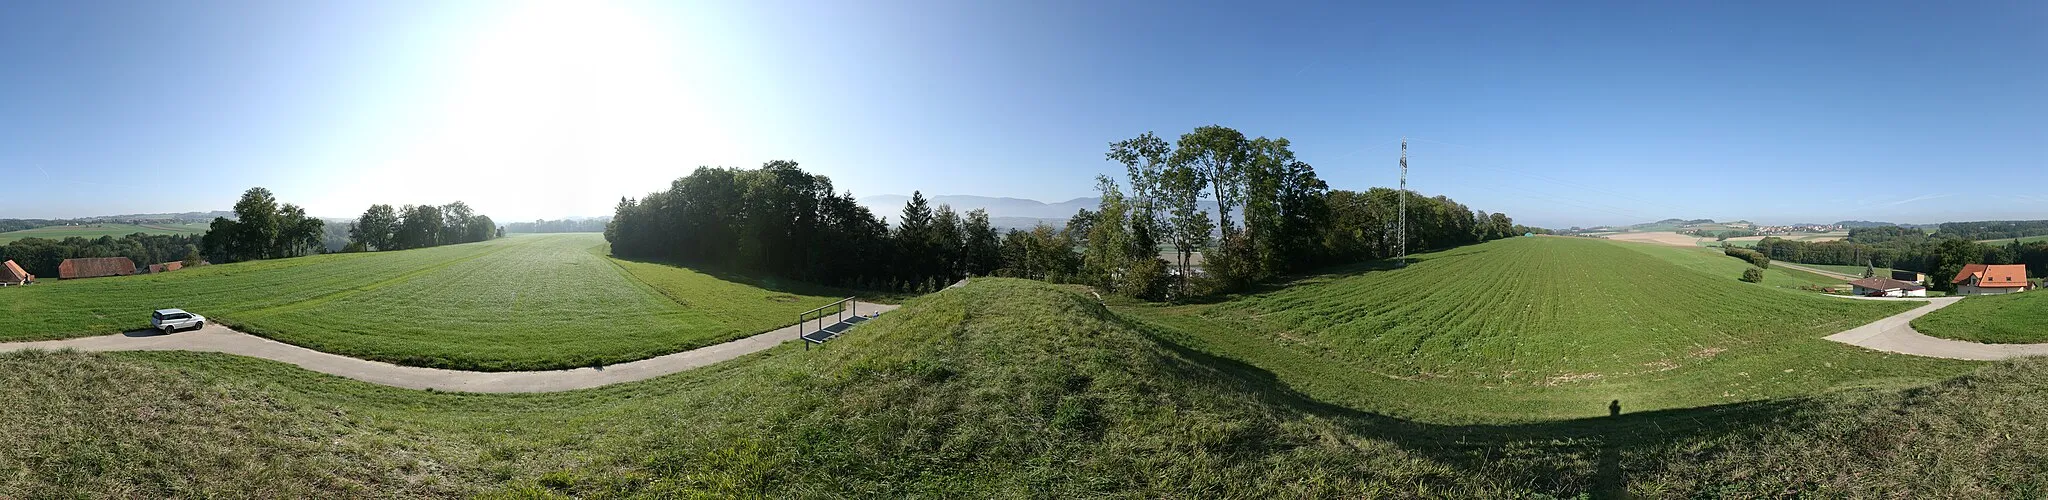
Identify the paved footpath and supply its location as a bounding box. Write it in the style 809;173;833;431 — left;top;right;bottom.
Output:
0;301;898;393
1823;296;2048;360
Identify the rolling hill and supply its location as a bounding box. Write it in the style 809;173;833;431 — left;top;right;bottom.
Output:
1117;236;1971;422
3;278;2044;497
0;222;210;243
0;234;844;371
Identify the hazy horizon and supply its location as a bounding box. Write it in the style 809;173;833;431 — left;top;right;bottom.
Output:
3;1;2042;228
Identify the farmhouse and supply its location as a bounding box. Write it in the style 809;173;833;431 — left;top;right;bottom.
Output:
1;259;33;286
57;257;138;280
1849;277;1927;297
147;261;184;274
1952;264;2031;295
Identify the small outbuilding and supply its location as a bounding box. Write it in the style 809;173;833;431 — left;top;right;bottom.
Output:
1888;269;1927;284
1849;277;1927;297
1953;264;2031;295
147;261;185;274
57;257;138;280
0;260;33;286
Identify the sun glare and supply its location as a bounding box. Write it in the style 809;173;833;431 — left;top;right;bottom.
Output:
365;1;743;219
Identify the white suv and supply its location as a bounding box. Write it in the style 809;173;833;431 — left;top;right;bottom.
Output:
151;309;206;333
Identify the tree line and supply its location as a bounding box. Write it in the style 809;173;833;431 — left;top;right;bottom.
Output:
202;188;326;263
605;126;1540;299
0;234;203;278
1749;226;2048;292
344;202;498;252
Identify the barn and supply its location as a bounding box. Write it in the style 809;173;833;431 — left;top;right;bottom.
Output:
1953;264;2031;295
58;257;139;280
0;259;33;286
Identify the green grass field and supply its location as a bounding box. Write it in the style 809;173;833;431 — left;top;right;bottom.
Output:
1116;237;1971;422
3;279;2042;498
1913;291;2048;344
0;222;209;243
0;234;843;370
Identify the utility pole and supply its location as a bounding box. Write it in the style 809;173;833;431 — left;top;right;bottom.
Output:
1397;138;1409;267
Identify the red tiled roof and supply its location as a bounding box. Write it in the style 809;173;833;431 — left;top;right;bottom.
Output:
1952;263;2029;288
57;257;137;279
0;260;31;283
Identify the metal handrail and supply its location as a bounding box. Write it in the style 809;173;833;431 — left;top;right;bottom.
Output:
799;297;858;350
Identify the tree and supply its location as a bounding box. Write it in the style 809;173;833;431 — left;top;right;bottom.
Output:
1158;153;1213;295
1863;264;1876;278
1741;268;1765;283
932;204;965;280
894;191;942;288
961;209;1001;277
440;201;476;245
1082;176;1134;291
1108;132;1173;261
229;187;280;261
351;204;399;251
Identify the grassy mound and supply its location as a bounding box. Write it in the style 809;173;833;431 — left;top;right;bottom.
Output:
0;350;478;498
3;278;2046;497
1912;292;2048;344
1119;236;1972;422
0;234;842;370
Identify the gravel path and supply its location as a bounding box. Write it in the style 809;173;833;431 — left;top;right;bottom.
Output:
1823;296;2048;360
0;301;898;392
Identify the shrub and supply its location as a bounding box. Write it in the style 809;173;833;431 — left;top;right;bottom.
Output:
1741;268;1765;283
1117;258;1171;301
1725;247;1771;269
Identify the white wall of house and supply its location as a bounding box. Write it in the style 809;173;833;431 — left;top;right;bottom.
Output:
1958;285;2022;295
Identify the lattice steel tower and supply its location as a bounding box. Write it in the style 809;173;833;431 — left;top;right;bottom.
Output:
1397;138;1408;267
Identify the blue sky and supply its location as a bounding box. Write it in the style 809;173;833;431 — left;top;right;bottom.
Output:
1;0;2042;228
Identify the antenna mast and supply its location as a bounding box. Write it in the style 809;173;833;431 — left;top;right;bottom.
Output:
1397;138;1409;267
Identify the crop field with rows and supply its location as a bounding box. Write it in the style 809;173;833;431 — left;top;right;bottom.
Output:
0;234;842;370
1119;236;1974;422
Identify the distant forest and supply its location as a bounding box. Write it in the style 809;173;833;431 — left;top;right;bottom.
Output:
505;218;609;233
606;126;1547;299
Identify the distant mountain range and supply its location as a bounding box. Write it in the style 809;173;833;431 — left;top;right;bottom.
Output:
857;194;1242;231
858;195;1100;230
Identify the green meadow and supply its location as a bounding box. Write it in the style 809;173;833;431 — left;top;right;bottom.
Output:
1115;237;1972;422
3;279;2041;498
0;234;843;370
1914;290;2048;344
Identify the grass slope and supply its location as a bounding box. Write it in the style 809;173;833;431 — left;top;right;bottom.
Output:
0;222;208;243
4;279;2045;497
1118;237;1970;422
0;234;842;370
1913;292;2048;344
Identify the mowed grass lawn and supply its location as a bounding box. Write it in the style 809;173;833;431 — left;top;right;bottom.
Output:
1118;236;1975;423
1913;291;2048;344
0;222;209;243
6;280;2046;498
0;234;842;370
